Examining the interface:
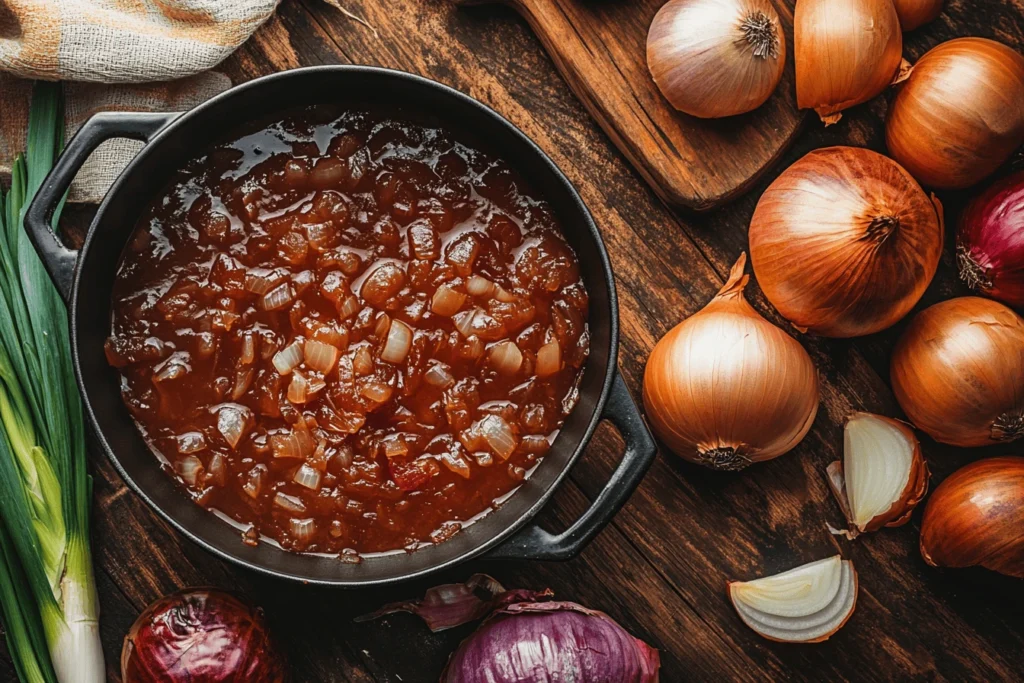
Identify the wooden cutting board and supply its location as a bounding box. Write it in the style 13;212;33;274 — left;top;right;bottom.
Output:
455;0;805;211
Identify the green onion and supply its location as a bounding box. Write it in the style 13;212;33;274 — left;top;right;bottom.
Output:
0;83;104;682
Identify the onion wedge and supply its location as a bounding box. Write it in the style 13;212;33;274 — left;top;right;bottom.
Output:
728;556;857;643
827;413;929;538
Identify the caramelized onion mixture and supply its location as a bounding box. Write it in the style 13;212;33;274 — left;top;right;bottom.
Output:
107;107;589;554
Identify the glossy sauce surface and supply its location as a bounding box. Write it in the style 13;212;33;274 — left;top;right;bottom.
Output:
107;107;589;555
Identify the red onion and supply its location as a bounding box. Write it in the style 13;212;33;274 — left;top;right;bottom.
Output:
360;575;660;683
121;589;285;682
957;171;1024;308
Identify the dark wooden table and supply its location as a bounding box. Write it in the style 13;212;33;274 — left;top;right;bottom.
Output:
4;0;1024;680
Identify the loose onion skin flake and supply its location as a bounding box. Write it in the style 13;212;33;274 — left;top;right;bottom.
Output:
728;556;858;643
795;0;903;124
891;297;1024;447
749;147;943;338
108;107;590;554
643;254;818;471
886;38;1024;189
919;456;1024;578
826;413;928;537
646;0;785;119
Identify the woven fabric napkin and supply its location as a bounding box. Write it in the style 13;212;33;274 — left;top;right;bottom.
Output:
0;0;281;202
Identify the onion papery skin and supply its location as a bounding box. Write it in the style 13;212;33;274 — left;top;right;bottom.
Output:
647;0;786;118
121;588;285;682
892;0;943;31
749;146;944;338
795;0;903;123
891;297;1024;447
919;456;1024;578
643;253;819;471
441;602;660;683
827;413;928;536
956;171;1024;308
886;38;1024;190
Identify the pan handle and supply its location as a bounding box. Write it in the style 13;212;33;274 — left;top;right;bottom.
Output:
487;368;657;561
24;111;180;304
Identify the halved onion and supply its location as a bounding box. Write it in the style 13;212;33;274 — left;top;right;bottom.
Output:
535;339;562;378
728;556;858;643
488;341;523;375
381;320;413;364
273;340;304;375
431;284;466;317
216;405;251;449
304;339;339;373
827;413;928;537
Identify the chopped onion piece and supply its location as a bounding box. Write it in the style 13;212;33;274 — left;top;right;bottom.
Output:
293;464;323;491
241;333;256;364
466;275;495;297
381;320;413;364
231;368;254;400
353;346;374;376
494;285;517;303
431;284;466;317
270;430;315;459
374;313;392;339
175;456;204;487
488;341;523;375
728;556;858;643
828;413;928;536
360;381;394;404
273;340;304;375
244;268;284;295
177;431;207;454
274;491;307;514
259;282;295;311
536;339;561;378
287;371;310;404
478;415;517;460
339;295;361;320
242;465;268;499
424;362;455;389
320;405;366;434
458;336;484;360
383;436;409;458
304;339;339;373
453;307;482;338
152;356;189;384
206;453;228;487
217;405;250;449
289;518;316;544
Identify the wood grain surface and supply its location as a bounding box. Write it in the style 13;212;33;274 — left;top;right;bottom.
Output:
454;0;806;211
3;0;1024;681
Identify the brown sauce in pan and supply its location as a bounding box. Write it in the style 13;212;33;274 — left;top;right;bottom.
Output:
106;106;589;555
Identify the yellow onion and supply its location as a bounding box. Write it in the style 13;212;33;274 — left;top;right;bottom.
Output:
826;413;928;537
647;0;786;118
891;297;1024;447
919;456;1024;578
749;146;943;338
795;0;903;124
642;253;819;471
886;37;1024;189
891;0;943;31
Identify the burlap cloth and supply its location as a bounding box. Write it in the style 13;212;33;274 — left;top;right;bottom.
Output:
0;0;360;203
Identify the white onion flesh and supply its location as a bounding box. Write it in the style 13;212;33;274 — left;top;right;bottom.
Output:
535;339;562;378
259;282;295;311
431;284;466;317
466;275;495;297
175;456;204;487
304;339;340;373
453;307;483;338
293;463;323;491
381;320;413;364
274;491;307;514
729;556;858;643
289;517;316;543
273;340;304;375
488;341;523;375
424;362;456;389
270;430;315;459
216;405;250;449
478;415;517;460
231;368;254;400
177;431;207;454
846;414;913;528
